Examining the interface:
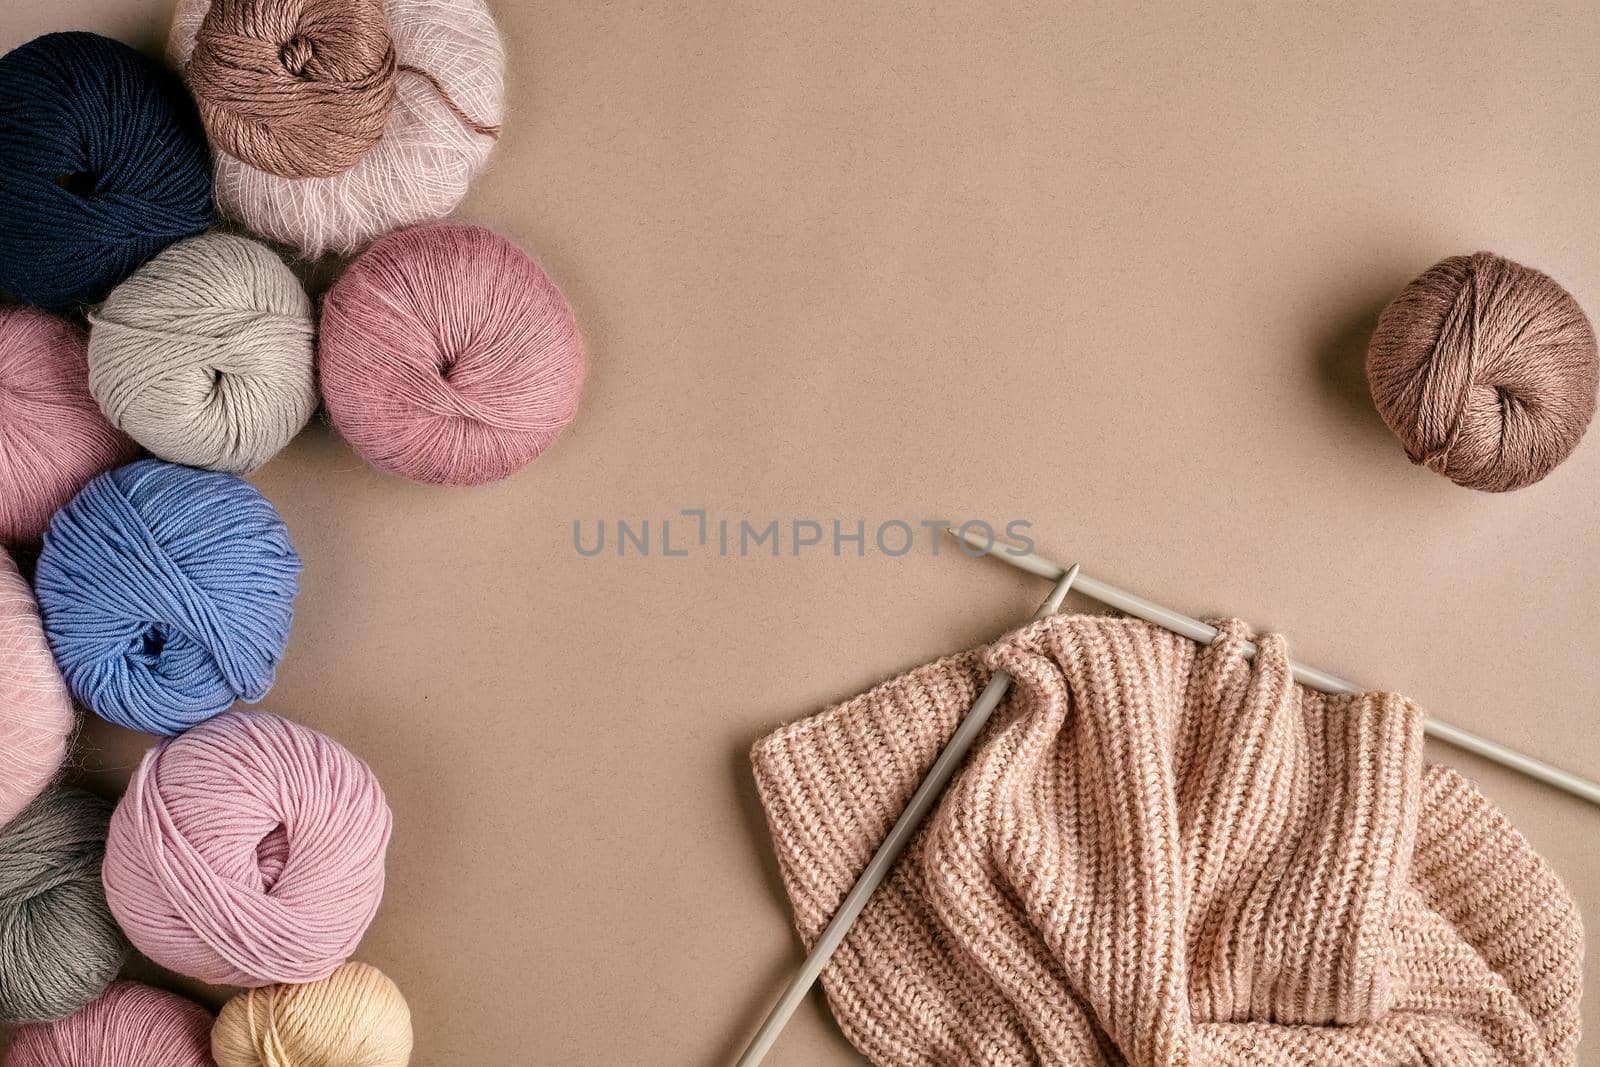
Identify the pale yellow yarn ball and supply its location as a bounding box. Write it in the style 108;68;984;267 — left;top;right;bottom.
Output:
211;962;413;1067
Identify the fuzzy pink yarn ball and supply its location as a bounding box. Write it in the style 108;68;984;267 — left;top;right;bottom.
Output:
319;223;585;486
0;549;74;832
0;307;137;544
102;710;392;987
6;982;214;1067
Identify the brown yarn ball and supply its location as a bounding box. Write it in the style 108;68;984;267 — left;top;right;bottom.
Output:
186;0;399;179
1366;252;1600;492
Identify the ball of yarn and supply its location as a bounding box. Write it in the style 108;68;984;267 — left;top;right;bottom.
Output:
212;962;413;1067
89;233;316;473
1367;252;1600;492
103;710;393;987
320;223;585;485
7;981;214;1067
34;459;302;736
0;551;75;833
186;0;401;179
0;307;137;545
0;33;212;311
0;789;129;1025
170;0;504;256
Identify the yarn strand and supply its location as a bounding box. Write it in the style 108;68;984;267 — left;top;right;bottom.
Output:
398;62;500;137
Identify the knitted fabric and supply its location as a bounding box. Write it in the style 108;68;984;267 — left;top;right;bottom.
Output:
752;615;1583;1066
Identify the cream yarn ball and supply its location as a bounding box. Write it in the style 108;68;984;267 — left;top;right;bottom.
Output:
88;233;316;473
168;0;506;257
211;962;413;1067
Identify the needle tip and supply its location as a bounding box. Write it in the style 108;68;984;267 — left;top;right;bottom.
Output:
944;524;980;547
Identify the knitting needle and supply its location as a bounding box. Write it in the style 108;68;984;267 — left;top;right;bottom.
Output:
735;564;1081;1067
946;525;1600;808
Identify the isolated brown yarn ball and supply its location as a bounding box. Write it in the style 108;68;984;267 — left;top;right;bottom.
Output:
1366;252;1599;492
186;0;398;178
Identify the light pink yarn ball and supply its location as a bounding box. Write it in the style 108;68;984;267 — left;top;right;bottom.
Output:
102;710;393;987
6;982;214;1067
319;223;585;486
168;0;505;256
0;307;137;545
0;549;74;832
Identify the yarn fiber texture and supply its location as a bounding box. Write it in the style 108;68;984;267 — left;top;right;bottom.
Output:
89;233;317;473
170;0;505;256
0;307;137;546
0;789;129;1026
319;223;586;485
753;614;1584;1066
0;551;76;834
0;33;212;311
35;459;302;736
7;981;215;1067
212;961;413;1067
1367;251;1600;492
103;710;393;987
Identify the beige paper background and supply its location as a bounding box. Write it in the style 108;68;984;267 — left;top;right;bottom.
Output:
3;2;1600;1064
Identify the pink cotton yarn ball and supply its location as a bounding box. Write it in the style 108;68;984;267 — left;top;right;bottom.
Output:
0;549;74;832
6;981;214;1067
319;223;585;486
0;307;137;544
102;710;392;987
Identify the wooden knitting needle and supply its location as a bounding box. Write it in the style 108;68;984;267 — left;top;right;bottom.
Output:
735;565;1081;1067
947;525;1600;808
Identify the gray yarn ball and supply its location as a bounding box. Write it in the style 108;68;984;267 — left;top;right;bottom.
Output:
88;232;317;473
0;787;129;1024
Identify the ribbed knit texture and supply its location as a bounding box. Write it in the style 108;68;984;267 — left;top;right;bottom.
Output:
752;615;1583;1066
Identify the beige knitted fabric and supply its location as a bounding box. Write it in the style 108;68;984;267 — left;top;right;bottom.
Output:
752;614;1583;1066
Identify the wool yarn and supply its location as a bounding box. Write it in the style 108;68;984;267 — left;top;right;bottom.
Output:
89;233;317;473
184;0;500;181
1367;251;1600;492
0;307;137;546
0;33;212;311
170;0;505;256
0;551;76;834
320;223;586;485
212;962;413;1067
103;710;393;987
6;981;215;1067
0;789;129;1025
187;0;403;179
34;459;302;736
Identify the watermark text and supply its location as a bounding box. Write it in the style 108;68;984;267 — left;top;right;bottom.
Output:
571;513;1034;560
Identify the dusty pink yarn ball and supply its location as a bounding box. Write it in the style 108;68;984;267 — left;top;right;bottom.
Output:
102;710;392;987
6;981;214;1067
1367;252;1600;492
0;307;137;543
318;223;585;486
0;548;74;832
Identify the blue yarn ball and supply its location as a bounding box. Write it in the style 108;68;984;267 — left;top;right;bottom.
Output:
0;33;212;311
35;460;301;736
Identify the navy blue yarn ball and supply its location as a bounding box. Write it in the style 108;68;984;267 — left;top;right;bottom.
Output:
34;459;301;736
0;33;212;311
